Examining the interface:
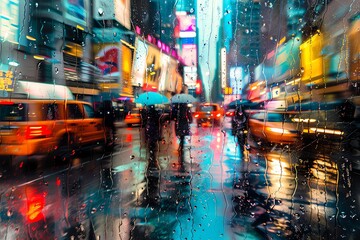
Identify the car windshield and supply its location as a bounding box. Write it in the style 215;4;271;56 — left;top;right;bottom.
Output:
200;105;216;111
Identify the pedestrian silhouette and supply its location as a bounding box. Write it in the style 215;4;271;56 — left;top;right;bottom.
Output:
102;100;116;144
232;106;247;148
172;103;193;153
143;105;161;168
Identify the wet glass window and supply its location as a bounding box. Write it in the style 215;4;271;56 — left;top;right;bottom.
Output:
83;104;95;118
67;104;83;119
1;0;360;239
0;103;26;121
200;105;216;112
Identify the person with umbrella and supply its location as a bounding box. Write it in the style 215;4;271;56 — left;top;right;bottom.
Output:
172;103;193;152
232;105;247;147
170;93;196;153
135;92;169;169
143;104;161;168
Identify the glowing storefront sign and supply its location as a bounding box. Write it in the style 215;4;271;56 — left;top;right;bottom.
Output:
221;48;227;88
0;70;15;91
300;33;324;84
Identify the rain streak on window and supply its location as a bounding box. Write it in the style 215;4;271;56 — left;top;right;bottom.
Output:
0;0;359;239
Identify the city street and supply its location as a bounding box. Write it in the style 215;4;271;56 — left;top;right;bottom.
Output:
0;119;358;239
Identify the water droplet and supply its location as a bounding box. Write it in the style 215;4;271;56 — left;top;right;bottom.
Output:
35;2;38;7
98;8;104;16
55;67;59;74
7;209;13;217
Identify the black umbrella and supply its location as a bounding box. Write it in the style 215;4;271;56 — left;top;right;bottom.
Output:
227;99;262;110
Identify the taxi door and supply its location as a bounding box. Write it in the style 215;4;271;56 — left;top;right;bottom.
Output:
82;103;105;143
66;103;85;144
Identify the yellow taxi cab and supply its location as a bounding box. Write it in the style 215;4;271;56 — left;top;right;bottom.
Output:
248;110;301;144
0;99;106;157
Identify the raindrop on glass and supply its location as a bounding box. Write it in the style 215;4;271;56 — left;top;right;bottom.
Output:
98;8;104;16
91;208;97;214
7;209;13;217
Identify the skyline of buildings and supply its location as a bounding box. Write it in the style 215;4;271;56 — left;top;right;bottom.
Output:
0;0;359;105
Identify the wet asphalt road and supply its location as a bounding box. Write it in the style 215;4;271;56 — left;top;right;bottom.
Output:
0;119;359;239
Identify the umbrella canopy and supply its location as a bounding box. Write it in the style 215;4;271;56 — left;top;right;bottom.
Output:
227;99;261;110
134;92;169;106
171;93;197;104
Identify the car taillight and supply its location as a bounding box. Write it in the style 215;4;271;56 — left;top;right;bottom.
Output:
194;114;199;118
25;126;52;139
0;101;14;105
216;113;222;117
226;112;234;117
266;127;290;134
125;115;131;119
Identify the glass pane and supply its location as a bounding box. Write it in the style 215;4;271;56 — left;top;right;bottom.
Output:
0;0;359;239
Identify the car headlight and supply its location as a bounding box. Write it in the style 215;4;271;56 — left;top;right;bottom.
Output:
266;127;291;134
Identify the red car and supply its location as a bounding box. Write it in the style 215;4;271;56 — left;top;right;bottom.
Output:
193;103;225;127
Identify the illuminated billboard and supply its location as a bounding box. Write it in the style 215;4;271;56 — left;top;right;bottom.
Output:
229;67;243;95
94;44;121;80
0;0;19;43
184;66;197;89
176;14;196;38
349;18;360;81
158;55;182;93
131;38;161;91
300;34;324;85
181;44;197;66
131;39;147;87
94;0;131;30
